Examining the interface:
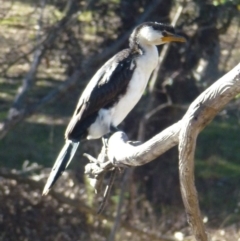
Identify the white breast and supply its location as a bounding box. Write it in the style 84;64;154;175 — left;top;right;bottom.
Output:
112;44;158;126
87;44;158;139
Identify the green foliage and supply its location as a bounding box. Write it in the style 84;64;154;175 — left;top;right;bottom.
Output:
196;156;240;178
212;0;240;5
0;121;64;169
195;119;240;212
197;120;240;169
78;11;93;22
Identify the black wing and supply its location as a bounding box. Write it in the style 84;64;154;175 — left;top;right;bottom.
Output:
65;49;137;140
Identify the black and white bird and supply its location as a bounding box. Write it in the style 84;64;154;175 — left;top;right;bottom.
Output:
43;22;186;195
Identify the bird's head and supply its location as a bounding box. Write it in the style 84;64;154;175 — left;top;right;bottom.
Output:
130;22;186;47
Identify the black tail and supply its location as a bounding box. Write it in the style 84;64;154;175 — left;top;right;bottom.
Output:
42;140;79;195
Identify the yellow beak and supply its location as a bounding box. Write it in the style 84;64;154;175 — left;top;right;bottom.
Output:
162;33;186;43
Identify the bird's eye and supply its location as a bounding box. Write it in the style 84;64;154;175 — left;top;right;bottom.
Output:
162;30;168;36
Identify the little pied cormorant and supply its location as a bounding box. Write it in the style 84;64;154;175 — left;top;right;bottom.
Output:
43;22;186;195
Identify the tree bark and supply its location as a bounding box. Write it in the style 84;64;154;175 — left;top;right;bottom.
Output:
85;63;240;241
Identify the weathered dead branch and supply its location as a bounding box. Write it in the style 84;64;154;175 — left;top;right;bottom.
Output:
85;63;240;241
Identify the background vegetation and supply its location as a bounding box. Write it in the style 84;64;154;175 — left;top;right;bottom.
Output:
0;0;240;240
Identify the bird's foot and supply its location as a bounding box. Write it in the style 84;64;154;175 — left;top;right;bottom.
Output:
102;126;120;148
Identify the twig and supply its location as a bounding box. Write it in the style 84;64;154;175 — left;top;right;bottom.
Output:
0;68;82;139
2;42;43;75
97;168;117;214
108;168;133;241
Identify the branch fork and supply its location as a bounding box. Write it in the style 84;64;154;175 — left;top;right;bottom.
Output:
84;63;240;241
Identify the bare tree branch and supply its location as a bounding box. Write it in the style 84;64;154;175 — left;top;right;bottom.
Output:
222;17;240;71
0;69;81;139
0;0;79;139
85;63;240;241
177;62;240;241
11;0;46;111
